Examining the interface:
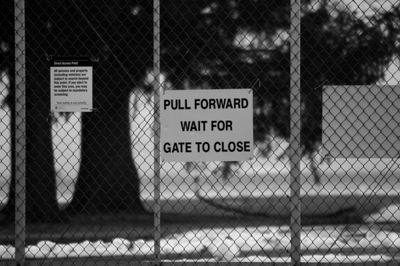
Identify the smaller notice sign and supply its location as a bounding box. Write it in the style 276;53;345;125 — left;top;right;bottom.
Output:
50;57;93;112
323;85;400;158
161;89;253;162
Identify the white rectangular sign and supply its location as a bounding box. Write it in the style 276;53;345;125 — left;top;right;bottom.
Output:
50;58;93;112
323;85;400;158
161;89;253;162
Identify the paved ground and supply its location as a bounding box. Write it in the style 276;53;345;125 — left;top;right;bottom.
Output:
1;218;400;263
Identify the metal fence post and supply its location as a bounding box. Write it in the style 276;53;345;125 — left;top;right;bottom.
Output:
153;0;162;264
14;0;26;265
289;0;302;265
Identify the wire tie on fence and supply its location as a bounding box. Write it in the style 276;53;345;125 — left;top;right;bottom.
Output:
45;53;53;61
315;81;327;90
90;56;100;63
47;112;56;124
251;78;261;90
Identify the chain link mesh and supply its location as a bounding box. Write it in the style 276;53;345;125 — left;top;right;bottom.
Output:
1;0;400;264
0;0;14;261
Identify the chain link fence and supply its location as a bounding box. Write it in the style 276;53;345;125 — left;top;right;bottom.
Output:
1;0;400;265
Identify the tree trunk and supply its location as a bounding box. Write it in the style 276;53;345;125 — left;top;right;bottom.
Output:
25;1;60;223
25;102;60;223
0;85;15;224
67;67;146;215
0;0;15;225
1;1;61;224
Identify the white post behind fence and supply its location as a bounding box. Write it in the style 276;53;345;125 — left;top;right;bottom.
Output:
289;0;302;265
153;0;162;264
15;0;26;265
